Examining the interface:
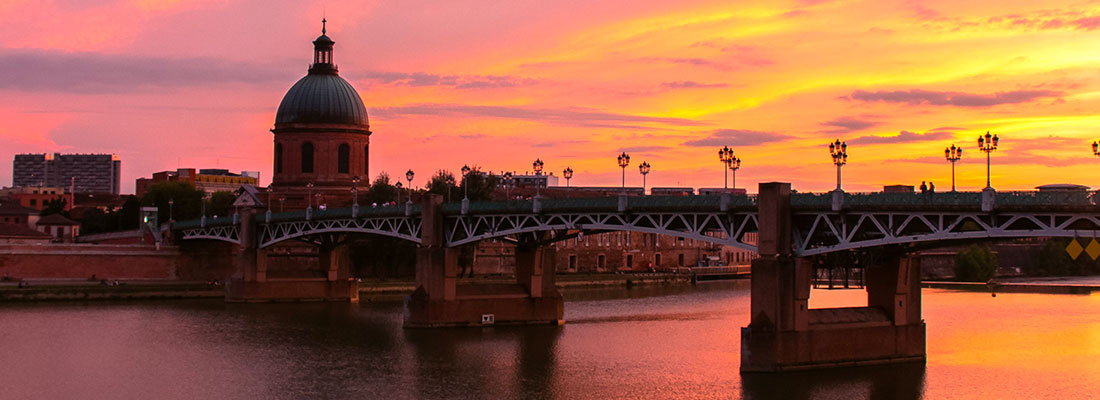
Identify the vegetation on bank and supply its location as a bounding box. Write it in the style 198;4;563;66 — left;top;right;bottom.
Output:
954;245;997;282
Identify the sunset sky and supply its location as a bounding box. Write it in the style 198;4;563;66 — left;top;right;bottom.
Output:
1;0;1098;194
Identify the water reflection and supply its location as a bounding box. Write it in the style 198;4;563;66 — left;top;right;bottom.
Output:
404;326;561;399
0;284;1096;399
741;362;925;400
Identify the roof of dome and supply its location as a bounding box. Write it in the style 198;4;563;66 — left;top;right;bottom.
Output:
275;73;368;127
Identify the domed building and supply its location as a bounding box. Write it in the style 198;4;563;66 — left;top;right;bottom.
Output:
270;20;370;208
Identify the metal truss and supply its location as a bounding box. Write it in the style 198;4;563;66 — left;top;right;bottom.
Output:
445;211;760;251
257;216;421;248
179;225;240;245
792;211;1100;256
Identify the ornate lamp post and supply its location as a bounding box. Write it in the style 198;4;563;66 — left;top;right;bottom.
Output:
351;176;360;206
200;191;208;226
350;176;360;217
503;171;514;199
264;187;272;213
405;169;415;204
461;165;472;200
278;196;286;212
728;156;741;191
639;161;651;195
719;146;734;190
978;131;999;189
1092;141;1100;160
306;181;314;210
395;182;403;203
945;145;962;192
563;167;573;191
829;139;848;191
168;198;174;221
532;158;544;198
617;152;630;193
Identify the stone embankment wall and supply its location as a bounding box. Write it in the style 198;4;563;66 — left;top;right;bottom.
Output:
0;242;237;281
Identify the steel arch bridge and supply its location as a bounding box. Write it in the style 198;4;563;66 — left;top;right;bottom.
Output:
173;191;1100;256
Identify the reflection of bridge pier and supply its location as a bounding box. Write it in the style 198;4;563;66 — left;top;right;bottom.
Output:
404;195;564;327
225;206;359;302
741;183;924;372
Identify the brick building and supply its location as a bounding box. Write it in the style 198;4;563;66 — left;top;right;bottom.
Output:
0;186;69;211
135;168;259;197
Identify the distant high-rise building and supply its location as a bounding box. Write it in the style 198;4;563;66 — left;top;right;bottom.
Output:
12;153;121;195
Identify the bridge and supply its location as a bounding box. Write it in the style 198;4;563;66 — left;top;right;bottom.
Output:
174;183;1100;372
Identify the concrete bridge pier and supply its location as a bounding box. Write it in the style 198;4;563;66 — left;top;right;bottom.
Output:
741;182;925;372
225;206;358;302
404;195;564;328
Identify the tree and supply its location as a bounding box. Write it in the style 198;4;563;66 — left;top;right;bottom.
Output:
460;167;500;201
954;245;997;281
426;169;457;202
366;172;399;205
140;181;204;223
208;191;235;218
117;196;142;230
40;197;69;218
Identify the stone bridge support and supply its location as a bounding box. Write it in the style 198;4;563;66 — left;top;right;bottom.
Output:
405;194;563;327
225;206;358;302
741;183;925;372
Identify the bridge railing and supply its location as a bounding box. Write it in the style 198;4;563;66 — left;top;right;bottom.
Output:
791;190;1100;210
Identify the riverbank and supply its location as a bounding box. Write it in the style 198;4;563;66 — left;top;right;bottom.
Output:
0;272;705;302
922;276;1100;294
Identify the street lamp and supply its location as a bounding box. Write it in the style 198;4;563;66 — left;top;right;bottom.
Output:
395;181;403;203
563;167;573;189
978;131;999;189
829;139;848;191
351;176;360;206
264;187;272;213
639;161;651;195
728;156;741;191
503;171;514;199
617;152;630;193
944;145;963;192
306;181;314;210
532;158;544;198
168;198;174;221
719;146;734;190
405;169;415;204
278;196;286;212
461;165;472;200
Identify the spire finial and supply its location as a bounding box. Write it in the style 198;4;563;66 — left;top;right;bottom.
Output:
322;18;327;35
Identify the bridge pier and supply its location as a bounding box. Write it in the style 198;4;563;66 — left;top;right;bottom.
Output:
404;195;563;328
741;183;925;372
225;206;358;303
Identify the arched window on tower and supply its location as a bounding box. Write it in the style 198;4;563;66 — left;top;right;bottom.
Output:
364;145;369;174
301;142;314;173
275;143;284;174
337;143;350;174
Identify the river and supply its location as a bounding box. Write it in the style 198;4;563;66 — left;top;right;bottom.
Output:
1;281;1097;399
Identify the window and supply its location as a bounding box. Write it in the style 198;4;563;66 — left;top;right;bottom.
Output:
301;142;314;173
655;254;661;267
598;255;606;270
679;254;685;266
364;145;370;174
275;143;283;173
626;255;633;269
569;255;577;271
30;199;36;206
337;143;350;173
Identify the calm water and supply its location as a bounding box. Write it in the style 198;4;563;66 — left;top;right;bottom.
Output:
1;282;1098;399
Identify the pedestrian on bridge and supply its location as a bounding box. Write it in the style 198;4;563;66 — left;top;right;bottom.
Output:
920;181;928;193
